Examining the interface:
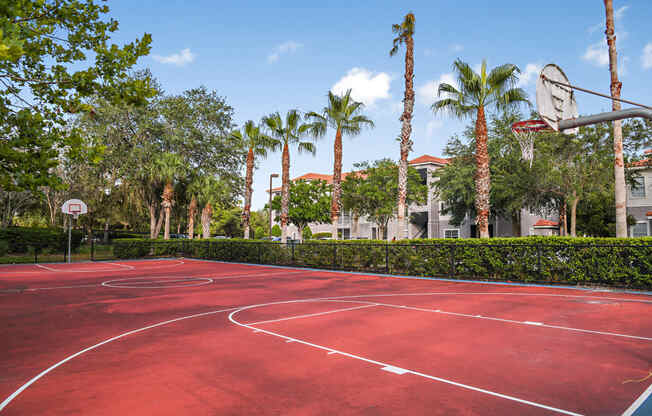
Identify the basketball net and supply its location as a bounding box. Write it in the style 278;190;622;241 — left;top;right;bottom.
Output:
513;129;536;168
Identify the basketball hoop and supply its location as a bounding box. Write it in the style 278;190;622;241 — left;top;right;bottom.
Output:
511;120;550;168
61;199;88;263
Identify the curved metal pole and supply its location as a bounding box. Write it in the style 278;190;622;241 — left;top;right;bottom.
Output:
559;108;652;131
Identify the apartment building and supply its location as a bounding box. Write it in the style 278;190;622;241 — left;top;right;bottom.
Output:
627;149;652;237
271;154;559;240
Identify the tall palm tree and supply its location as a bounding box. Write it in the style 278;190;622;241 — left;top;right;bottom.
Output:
153;153;185;240
432;59;528;238
604;0;627;237
190;175;229;239
231;121;280;239
262;110;315;244
390;12;416;240
305;90;374;239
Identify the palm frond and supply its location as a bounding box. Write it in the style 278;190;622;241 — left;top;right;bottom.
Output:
495;87;530;111
297;141;316;155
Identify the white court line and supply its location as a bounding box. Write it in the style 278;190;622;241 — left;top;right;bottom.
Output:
229;301;583;416
0;307;239;412
622;382;652;416
102;278;213;289
370;301;652;342
246;304;378;326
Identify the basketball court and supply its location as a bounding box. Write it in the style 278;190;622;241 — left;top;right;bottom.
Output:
1;258;650;415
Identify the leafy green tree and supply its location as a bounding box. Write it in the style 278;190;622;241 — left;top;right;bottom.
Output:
0;0;152;191
231;121;279;239
271;180;331;241
271;224;281;237
302;226;313;240
212;207;243;238
390;12;416;240
432;59;528;237
343;159;426;240
305;89;374;239
262;110;315;243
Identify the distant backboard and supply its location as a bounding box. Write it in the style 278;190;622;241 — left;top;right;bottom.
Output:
62;199;88;218
536;64;579;134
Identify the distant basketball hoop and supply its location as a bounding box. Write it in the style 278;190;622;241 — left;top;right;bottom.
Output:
61;199;88;263
511;120;550;168
62;199;88;220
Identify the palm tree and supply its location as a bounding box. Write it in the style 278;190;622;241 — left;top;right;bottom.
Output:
187;194;197;239
262;110;315;244
603;0;627;238
432;59;528;238
190;175;229;239
231;121;280;239
153;153;185;240
390;12;416;240
305;90;374;239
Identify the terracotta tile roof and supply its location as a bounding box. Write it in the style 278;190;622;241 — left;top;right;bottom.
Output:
645;149;652;155
533;219;559;227
647;211;652;217
408;154;450;165
268;154;446;192
629;158;651;168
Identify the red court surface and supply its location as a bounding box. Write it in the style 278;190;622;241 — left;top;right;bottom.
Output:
0;258;651;415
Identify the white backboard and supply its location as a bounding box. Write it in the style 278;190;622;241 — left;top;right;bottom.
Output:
62;199;88;217
536;64;579;134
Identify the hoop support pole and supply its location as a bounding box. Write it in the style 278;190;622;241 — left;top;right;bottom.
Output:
559;108;652;131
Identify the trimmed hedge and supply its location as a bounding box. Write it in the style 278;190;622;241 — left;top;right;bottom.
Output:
111;236;652;289
0;227;83;253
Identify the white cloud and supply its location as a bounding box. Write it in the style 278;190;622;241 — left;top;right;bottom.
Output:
588;5;629;33
416;73;457;106
517;63;542;87
425;119;443;138
643;43;652;69
583;41;609;66
267;41;302;63
152;48;196;66
451;44;464;52
331;68;392;106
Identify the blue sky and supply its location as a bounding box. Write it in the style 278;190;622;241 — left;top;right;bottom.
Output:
107;0;651;210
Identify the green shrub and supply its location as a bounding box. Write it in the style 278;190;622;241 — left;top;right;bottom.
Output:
0;227;82;254
302;226;312;240
106;236;652;289
271;225;281;237
312;232;331;239
0;240;9;256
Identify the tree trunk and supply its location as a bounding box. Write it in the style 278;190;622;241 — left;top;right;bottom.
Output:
162;181;174;240
352;212;359;239
570;190;579;237
149;202;158;239
474;106;491;238
201;202;212;239
511;211;521;237
243;147;254;239
397;34;415;241
559;201;567;236
188;195;197;239
154;206;164;239
281;142;290;244
604;0;627;238
331;128;343;240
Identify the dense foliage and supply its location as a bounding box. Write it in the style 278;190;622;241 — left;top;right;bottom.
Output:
112;237;652;288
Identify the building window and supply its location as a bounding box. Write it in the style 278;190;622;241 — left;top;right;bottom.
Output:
631;177;646;198
338;228;350;240
444;229;459;239
631;222;648;237
439;201;449;215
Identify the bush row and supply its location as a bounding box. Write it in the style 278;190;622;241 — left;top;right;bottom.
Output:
0;227;83;254
112;237;652;289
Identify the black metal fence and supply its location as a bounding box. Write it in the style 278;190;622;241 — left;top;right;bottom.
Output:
111;240;652;288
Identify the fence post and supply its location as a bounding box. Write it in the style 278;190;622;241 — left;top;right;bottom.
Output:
291;242;295;264
449;245;456;277
258;243;262;264
537;245;542;278
91;238;95;261
333;244;337;270
35;246;38;264
385;244;389;274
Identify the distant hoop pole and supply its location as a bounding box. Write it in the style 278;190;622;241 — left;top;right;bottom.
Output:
558;108;652;131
